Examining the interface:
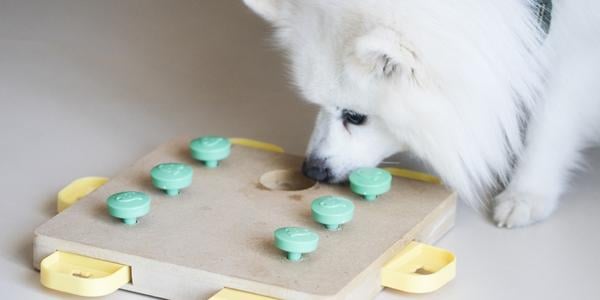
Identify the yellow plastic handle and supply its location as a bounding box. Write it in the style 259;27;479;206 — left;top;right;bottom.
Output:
40;251;130;297
210;288;278;300
381;242;456;293
383;168;441;184
57;177;109;212
229;138;285;153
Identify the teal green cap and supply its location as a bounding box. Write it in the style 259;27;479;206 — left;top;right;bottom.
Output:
151;162;193;196
311;196;354;230
349;167;392;201
274;227;319;261
107;191;151;225
189;136;231;168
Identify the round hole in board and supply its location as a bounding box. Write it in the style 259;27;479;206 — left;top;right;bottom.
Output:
259;169;317;191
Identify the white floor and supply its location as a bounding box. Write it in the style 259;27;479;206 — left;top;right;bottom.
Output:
1;1;598;299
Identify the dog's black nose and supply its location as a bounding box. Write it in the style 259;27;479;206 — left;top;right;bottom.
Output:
302;157;332;182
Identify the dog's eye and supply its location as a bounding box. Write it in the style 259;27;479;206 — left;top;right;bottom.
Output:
342;109;367;126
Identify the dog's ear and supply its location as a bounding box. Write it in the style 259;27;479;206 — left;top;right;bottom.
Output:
243;0;283;23
348;27;422;82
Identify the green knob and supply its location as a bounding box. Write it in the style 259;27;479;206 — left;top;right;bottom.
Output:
349;167;392;201
151;163;193;196
274;227;319;261
107;191;151;225
311;196;354;231
189;136;231;168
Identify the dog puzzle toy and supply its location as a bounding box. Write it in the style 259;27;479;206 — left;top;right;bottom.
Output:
349;167;392;201
151;163;193;196
311;196;354;230
274;227;319;261
36;137;458;299
106;191;151;225
189;136;231;168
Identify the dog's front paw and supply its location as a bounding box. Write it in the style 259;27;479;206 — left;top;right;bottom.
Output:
493;189;558;228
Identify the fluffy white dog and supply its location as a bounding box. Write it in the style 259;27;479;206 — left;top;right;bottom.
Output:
243;0;600;228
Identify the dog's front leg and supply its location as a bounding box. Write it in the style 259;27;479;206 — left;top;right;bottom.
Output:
493;108;581;228
493;57;598;228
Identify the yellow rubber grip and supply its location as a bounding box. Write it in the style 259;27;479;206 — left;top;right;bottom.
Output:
57;177;109;213
229;138;285;153
381;242;456;293
383;168;441;184
40;251;130;297
210;288;278;300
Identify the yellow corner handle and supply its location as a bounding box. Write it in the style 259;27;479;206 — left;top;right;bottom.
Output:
381;242;455;293
40;251;130;297
210;288;278;300
57;177;109;213
383;168;441;184
229;138;285;153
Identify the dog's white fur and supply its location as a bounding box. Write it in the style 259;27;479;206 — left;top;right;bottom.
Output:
243;0;600;228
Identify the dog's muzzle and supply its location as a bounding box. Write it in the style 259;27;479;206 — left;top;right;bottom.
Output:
302;157;334;182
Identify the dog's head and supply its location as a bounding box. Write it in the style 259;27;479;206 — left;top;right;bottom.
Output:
243;0;545;202
244;0;429;182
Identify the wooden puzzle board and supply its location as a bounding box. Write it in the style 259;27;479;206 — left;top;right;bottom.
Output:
33;137;456;299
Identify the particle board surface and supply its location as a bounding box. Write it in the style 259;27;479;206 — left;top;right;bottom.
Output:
33;137;456;299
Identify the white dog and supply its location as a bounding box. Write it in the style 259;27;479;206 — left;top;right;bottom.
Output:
243;0;600;228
